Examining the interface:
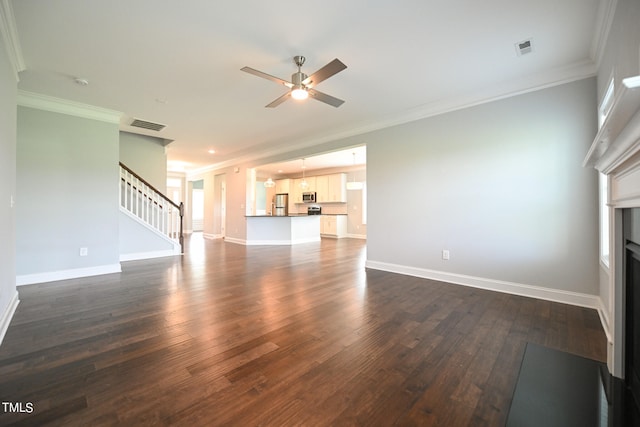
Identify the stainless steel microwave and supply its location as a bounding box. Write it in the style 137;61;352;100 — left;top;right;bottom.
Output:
302;192;316;203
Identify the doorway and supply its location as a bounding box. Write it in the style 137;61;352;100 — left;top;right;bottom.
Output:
191;179;204;232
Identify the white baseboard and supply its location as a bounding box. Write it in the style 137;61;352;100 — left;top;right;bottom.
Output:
346;233;367;240
365;260;602;310
223;237;245;245
120;249;181;262
0;291;19;346
203;233;223;240
596;298;613;344
16;263;122;286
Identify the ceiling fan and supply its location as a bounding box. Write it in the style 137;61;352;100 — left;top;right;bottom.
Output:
241;55;347;108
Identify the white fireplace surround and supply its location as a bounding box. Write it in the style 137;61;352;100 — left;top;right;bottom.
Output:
584;75;640;377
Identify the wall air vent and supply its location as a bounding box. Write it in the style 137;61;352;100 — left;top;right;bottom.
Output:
130;118;166;132
515;38;533;56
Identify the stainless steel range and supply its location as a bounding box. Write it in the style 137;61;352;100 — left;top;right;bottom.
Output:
307;206;321;215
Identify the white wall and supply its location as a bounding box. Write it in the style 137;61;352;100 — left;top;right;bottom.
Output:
119;211;177;259
119;131;167;191
16;105;121;283
0;25;18;343
366;78;598;296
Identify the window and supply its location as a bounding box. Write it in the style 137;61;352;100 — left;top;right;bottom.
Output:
599;173;610;267
598;77;614;268
599;78;615;128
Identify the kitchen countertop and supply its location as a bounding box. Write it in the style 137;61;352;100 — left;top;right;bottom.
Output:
245;214;313;217
245;213;347;217
245;214;321;245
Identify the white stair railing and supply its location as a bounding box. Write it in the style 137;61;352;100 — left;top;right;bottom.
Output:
119;163;184;252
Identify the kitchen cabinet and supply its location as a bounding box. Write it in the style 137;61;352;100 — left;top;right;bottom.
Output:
320;215;347;238
303;176;316;193
291;179;302;203
292;177;316;203
275;179;290;194
245;215;321;244
315;173;346;203
315;175;329;202
327;173;347;203
286;174;345;204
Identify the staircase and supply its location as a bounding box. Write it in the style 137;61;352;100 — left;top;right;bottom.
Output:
119;162;184;253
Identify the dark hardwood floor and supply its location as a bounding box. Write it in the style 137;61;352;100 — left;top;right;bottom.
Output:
0;235;606;426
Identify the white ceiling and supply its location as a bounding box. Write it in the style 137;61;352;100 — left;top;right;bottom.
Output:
259;145;366;178
10;0;606;174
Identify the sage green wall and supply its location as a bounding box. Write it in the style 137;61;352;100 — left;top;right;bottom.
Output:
367;78;598;294
119;131;167;191
0;36;18;337
16;106;120;276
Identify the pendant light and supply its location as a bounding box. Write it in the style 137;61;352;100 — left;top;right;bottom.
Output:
300;158;309;189
346;152;363;190
263;166;276;188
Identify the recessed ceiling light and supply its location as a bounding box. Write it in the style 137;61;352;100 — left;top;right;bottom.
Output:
208;149;216;154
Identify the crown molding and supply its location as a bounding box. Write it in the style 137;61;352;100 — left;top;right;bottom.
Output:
0;0;25;82
17;90;122;123
590;0;617;68
188;60;598;177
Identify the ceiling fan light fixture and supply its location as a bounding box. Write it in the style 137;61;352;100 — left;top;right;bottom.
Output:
291;86;308;100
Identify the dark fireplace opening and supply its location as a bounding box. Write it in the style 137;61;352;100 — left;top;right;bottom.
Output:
623;208;640;423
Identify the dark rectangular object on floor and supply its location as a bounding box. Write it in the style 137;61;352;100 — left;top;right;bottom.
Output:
507;343;606;427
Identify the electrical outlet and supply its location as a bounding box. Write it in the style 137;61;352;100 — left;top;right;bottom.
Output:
80;247;88;257
442;250;450;260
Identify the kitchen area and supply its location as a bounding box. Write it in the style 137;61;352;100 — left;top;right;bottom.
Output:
245;146;366;245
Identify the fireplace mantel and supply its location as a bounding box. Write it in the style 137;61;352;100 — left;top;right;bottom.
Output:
584;76;640;175
583;75;640;378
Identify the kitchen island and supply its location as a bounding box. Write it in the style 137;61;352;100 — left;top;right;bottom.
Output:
245;214;321;245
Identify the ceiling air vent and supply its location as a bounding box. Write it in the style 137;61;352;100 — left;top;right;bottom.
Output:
130;118;166;132
515;38;533;56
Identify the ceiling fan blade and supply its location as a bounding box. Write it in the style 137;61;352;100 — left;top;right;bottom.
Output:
241;66;293;88
307;88;345;108
302;59;347;88
265;92;291;108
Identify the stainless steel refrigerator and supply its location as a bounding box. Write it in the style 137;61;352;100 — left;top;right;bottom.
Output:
274;193;288;216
